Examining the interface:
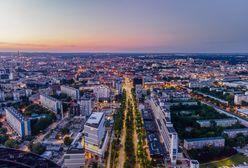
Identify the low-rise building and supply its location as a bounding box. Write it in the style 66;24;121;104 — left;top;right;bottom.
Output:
184;137;225;150
196;118;237;127
223;128;248;138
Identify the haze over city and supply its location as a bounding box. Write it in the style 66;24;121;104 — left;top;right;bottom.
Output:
1;0;248;52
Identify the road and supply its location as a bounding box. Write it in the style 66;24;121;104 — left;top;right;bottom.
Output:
106;131;114;168
124;77;140;168
116;85;128;168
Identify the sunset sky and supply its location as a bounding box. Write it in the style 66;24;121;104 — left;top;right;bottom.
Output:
0;0;248;52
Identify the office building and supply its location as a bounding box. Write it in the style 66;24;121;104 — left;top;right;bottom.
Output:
40;94;63;114
5;107;31;137
184;137;225;150
82;112;109;158
61;85;80;100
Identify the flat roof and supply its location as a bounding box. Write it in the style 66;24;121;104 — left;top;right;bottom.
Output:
185;136;224;142
197;118;237;122
85;112;104;128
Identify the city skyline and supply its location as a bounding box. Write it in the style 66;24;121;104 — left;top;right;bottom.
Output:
1;0;248;53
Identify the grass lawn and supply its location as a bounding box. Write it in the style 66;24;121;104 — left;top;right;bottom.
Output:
201;154;248;168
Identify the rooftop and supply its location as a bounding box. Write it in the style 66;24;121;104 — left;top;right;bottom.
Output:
85;112;104;128
185;136;224;142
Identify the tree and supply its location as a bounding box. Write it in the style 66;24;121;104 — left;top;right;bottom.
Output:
237;136;246;148
0;134;8;144
210;120;217;128
28;142;46;155
4;139;18;148
60;128;70;135
0;127;7;134
64;136;72;146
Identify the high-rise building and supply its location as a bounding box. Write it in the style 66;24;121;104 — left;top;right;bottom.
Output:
78;97;92;117
5;107;31;137
40;94;63;114
82;112;109;158
61;85;80;100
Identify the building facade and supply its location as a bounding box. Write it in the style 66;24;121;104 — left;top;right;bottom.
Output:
78;97;92;117
5;107;31;137
196;118;237;127
184;137;225;150
93;85;110;99
82;112;109;158
61;85;80;100
40;94;62;114
149;94;178;164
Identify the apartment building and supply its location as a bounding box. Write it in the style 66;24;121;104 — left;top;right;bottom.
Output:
40;94;63;114
5;107;31;137
184;137;225;150
61;85;80;100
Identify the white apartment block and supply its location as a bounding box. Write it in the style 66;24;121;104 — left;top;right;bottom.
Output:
40;94;62;114
5;107;31;137
149;95;178;164
82;112;109;158
196;118;237;127
61;85;80;100
184;137;225;150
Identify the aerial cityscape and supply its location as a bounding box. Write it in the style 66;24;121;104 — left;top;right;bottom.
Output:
1;1;248;168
